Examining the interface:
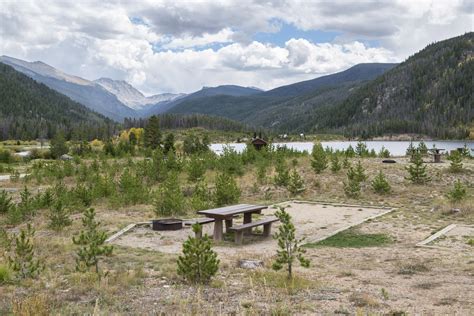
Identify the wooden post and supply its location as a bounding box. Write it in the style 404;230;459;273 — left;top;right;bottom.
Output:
263;223;272;237
243;212;252;234
225;218;233;233
234;231;243;245
213;218;223;242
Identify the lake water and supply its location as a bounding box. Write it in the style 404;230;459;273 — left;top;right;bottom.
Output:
210;141;474;156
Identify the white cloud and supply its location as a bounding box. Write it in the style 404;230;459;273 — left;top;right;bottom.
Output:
0;0;471;94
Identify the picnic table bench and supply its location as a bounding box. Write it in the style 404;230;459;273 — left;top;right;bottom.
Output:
229;217;279;244
197;204;269;242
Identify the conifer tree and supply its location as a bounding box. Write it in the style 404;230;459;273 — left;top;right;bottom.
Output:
448;151;463;173
50;131;69;159
6;224;43;279
371;171;391;194
342;156;350;169
330;155;341;173
48;199;72;231
177;224;219;284
0;190;13;214
272;207;309;279
154;173;186;216
144;115;162;149
163;133;175;154
187;155;206;182
273;156;290;186
190;181;213;211
345;145;356;158
355;141;368;157
287;169;305;195
344;171;361;198
406;142;416;157
406;151;430;184
446;180;467;203
311;143;327;174
417;141;428;155
214;172;240;206
72;208;113;278
350;161;367;182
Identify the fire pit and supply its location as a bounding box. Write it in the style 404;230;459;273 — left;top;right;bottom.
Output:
152;219;183;231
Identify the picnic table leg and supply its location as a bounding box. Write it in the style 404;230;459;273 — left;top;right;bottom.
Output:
243;213;252;235
263;223;272;237
225;218;233;233
213;218;223;242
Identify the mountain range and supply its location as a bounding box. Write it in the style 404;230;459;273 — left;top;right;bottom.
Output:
1;32;472;138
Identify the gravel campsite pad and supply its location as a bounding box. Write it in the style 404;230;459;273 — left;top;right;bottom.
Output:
111;201;392;258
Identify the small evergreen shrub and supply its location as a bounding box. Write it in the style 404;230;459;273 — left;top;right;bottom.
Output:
330;155;341;173
272;207;309;279
311;143;327;174
273;157;290;186
447;151;463;173
190;181;214;211
287;169;305;195
48;199;72;231
371;171;391;194
6;224;44;279
177;224;219;284
0;190;13;214
214;172;240;207
446;180;467;203
72;208;113;279
187;155;206;182
154;173;186;216
406;151;430;184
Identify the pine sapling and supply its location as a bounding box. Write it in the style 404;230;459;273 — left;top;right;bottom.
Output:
330;155;341;173
287;169;305;195
371;171;391;194
214;172;241;206
311;143;327;174
72;208;113;279
272;207;310;279
0;190;13;214
6;224;44;279
446;180;467;203
48;199;72;231
405;151;430;184
274;157;290;186
448;151;463;173
177;224;219;284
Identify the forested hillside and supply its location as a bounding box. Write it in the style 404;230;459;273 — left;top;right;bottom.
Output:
167;63;396;127
124;113;248;132
0;63;118;140
312;32;474;138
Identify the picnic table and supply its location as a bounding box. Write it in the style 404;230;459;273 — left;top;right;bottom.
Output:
197;204;267;241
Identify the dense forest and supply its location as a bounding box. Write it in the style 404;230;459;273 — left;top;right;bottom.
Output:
311;32;474;139
124;113;249;132
0;63;118;140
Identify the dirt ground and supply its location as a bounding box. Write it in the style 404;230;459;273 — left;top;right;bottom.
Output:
428;225;474;251
111;202;392;256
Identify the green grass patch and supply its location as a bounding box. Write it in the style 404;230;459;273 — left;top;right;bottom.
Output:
303;229;393;248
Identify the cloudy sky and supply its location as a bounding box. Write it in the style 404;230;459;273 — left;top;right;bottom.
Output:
1;0;472;95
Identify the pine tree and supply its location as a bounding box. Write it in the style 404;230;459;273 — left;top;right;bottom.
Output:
72;208;113;278
273;157;290;186
48;199;72;231
214;172;240;207
177;224;219;284
272;207;309;279
406;141;416;157
350;161;367;182
0;190;13;214
345;145;356;158
6;224;44;279
50;131;69;159
144;115;162;149
446;180;467;203
342;156;351;169
287;169;305;195
417;141;428;155
406;151;430;184
448;151;463;173
191;181;214;211
163;133;175;154
378;146;391;158
371;171;391;194
355;141;368;157
154;173;186;216
311;143;327;174
330;155;341;173
344;173;361;198
187;155;206;182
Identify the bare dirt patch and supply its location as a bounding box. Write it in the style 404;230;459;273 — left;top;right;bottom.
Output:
111;202;392;258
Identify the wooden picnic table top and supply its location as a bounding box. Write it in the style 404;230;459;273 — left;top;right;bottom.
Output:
197;204;267;218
